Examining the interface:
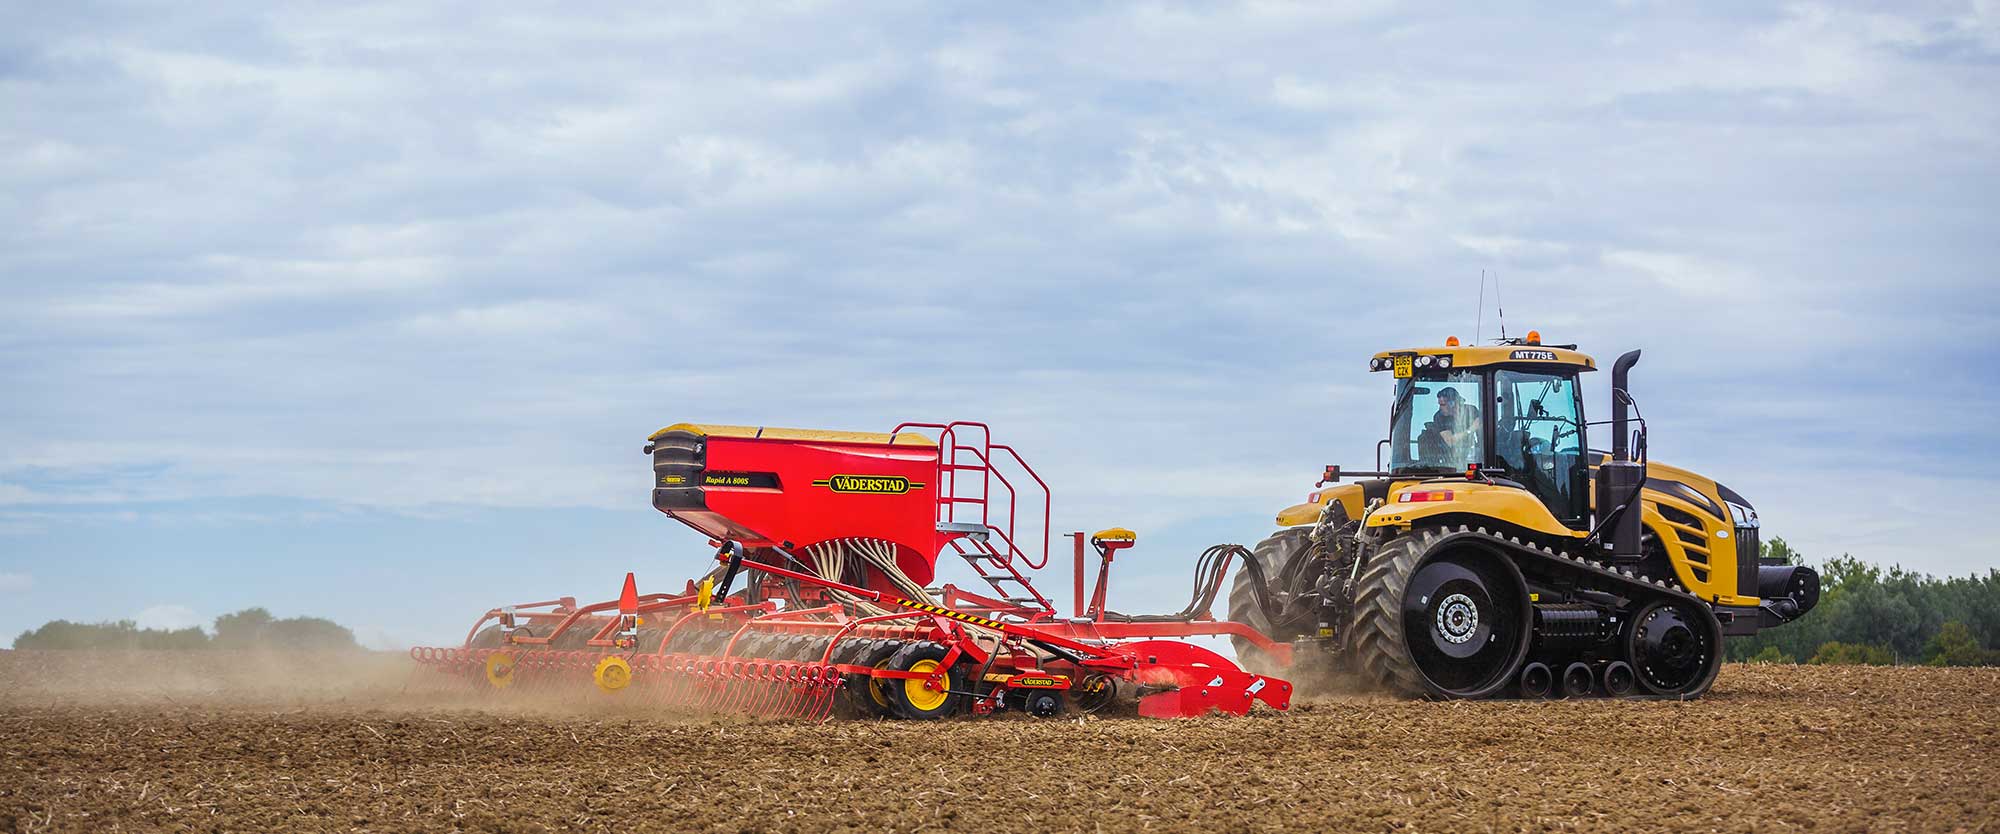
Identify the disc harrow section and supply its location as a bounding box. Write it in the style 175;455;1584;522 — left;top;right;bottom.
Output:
409;620;937;721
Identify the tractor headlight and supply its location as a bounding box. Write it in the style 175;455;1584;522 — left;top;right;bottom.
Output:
1726;501;1759;528
1435;355;1452;369
1416;355;1436;368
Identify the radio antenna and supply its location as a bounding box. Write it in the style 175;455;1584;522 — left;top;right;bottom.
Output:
1476;270;1487;343
1495;271;1508;342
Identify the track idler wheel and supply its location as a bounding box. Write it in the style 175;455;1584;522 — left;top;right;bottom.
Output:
1517;662;1553;699
1602;661;1637;697
883;642;961;720
1625;599;1722;698
1559;662;1594;698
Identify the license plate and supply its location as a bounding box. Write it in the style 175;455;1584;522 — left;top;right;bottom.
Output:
1393;355;1414;378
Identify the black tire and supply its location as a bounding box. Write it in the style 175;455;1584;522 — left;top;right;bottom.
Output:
1624;599;1723;698
1560;662;1595;698
1602;661;1637;697
882;642;961;720
1227;528;1310;675
1518;662;1553;698
849;640;904;718
1348;528;1532;699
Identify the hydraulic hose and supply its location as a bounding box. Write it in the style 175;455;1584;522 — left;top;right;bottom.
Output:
1103;544;1281;624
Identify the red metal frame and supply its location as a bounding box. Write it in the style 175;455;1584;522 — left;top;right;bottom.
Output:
413;417;1297;719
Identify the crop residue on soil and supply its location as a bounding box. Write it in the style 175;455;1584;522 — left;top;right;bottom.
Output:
0;655;1994;833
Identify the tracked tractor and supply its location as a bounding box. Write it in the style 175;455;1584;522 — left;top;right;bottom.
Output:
1228;334;1821;699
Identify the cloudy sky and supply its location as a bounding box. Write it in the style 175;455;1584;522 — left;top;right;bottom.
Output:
4;2;1996;648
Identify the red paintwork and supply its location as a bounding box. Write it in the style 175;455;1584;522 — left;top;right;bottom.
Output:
417;418;1298;720
662;434;955;588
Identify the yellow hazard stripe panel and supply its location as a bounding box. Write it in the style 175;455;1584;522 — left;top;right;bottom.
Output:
649;423;936;446
895;598;1003;630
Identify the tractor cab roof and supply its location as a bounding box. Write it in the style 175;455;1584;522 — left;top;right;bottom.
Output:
1370;335;1597;374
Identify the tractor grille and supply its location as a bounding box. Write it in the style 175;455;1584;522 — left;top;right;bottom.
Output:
1735;524;1761;598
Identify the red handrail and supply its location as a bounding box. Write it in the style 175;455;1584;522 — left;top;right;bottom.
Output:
890;420;1051;570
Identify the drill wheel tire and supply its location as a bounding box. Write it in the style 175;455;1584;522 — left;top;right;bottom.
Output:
848;640;904;718
1226;528;1311;677
883;642;961;721
1348;529;1532;699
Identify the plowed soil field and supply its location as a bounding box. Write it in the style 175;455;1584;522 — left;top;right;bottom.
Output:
0;652;1994;833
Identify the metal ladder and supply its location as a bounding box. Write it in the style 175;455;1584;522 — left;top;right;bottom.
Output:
894;421;1054;615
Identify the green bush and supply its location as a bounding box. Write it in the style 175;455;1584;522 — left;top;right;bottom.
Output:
1748;645;1795;664
1924;621;2000;667
1808;641;1895;666
1726;537;2000;665
13;608;360;651
13;620;210;651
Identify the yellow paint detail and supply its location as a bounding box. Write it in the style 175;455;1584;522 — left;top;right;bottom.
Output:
484;653;516;690
1370;345;1597;372
1091;527;1137;543
648;423;936;446
593;655;633;692
1363;482;1584;539
869;659;895;708
1276;483;1371;527
902;659;951;712
696;578;714;611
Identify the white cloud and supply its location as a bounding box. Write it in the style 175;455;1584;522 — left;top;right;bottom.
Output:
134;604;202;631
0;0;1993;592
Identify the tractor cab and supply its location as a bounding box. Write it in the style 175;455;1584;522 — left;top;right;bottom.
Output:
1370;333;1599;529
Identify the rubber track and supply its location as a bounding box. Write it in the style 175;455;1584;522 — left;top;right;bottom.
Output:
1349;524;1725;700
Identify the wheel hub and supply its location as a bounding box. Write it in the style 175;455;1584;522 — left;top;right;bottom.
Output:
1434;593;1479;644
1628;602;1713;695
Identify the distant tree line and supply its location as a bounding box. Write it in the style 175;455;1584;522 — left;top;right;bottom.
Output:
1729;537;2000;666
12;607;360;652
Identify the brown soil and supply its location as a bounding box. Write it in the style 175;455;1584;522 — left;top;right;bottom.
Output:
0;653;1994;833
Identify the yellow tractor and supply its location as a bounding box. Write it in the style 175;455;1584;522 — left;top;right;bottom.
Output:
1227;334;1820;699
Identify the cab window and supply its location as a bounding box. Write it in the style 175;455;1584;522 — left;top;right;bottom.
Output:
1494;370;1587;522
1390;372;1483;474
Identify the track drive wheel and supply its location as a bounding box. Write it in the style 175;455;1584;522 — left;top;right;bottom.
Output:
1348;528;1532;699
883;642;961;720
1226;528;1310;676
1624;599;1722;698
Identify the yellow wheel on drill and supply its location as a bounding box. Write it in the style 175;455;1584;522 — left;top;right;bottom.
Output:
885;643;959;720
594;655;633;693
868;658;896;711
484;653;517;689
901;660;951;713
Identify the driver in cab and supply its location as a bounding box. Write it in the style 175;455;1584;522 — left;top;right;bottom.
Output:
1419;386;1481;463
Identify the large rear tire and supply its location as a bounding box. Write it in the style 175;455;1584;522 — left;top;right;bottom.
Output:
1226;528;1309;676
1348;529;1532;699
